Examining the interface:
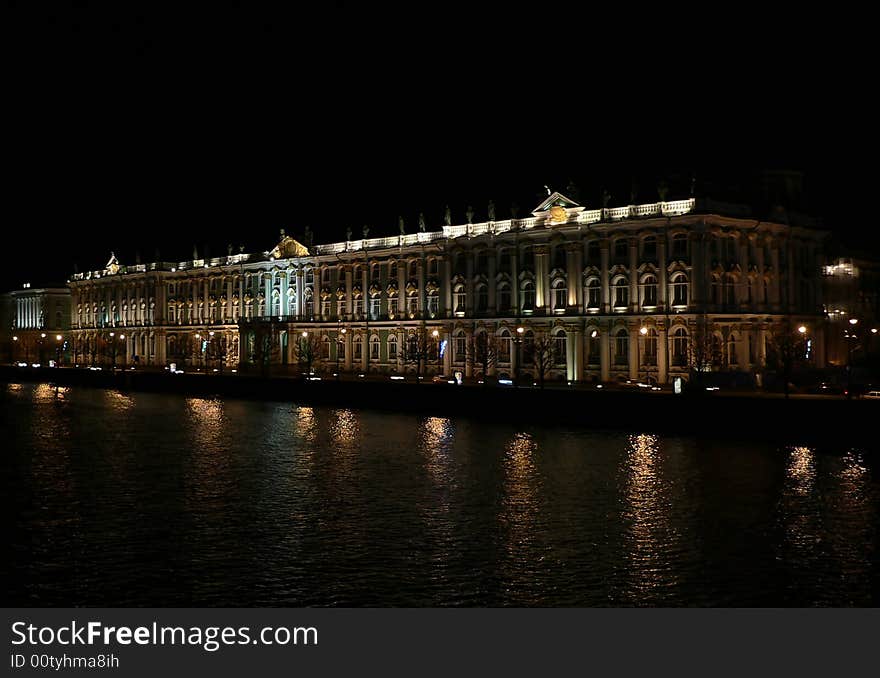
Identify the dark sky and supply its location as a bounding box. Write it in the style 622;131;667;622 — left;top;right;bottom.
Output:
4;5;872;290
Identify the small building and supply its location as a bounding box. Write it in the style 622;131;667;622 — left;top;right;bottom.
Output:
0;284;71;365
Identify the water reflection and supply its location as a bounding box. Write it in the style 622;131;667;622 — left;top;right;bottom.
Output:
4;383;879;606
419;417;455;486
787;446;816;497
621;433;678;601
501;432;540;562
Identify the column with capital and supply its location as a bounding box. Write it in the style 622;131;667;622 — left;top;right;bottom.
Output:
600;324;610;382
464;327;474;378
443;325;452;375
487;253;496;313
296;269;304;318
629;323;639;380
770;239;781;311
344;265;353;321
657;234;667;310
600;239;610;313
572;243;583;309
443;258;453;318
418;255;426;319
628;237;638;312
658;323;668;384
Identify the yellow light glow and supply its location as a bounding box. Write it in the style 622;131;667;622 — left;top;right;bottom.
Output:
56;334;62;341
516;326;524;334
640;326;648;335
798;326;807;334
590;330;598;338
849;318;859;325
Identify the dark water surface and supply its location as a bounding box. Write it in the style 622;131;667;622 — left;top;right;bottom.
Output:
3;382;878;606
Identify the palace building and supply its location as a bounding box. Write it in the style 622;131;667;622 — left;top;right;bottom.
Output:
67;192;828;384
1;285;71;366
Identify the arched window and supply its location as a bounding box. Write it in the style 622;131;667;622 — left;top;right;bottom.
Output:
614;239;629;261
672;273;688;307
586;278;601;310
613;278;629;309
724;274;736;307
475;283;488;313
428;258;438;276
552;278;567;312
553;246;565;270
587;329;600;364
587;240;600;263
672;327;688;366
388;334;397;360
453;284;466;315
728;334;738;366
453;330;466;363
498;329;512;363
497;283;511;313
553;330;567;366
353;335;363;360
672;233;688;258
521;281;535;312
321;335;331;360
614;328;629;365
642;236;657;259
427;292;439;318
389;261;398;281
409;260;418;278
643;327;658;365
641;274;657;309
711;275;722;305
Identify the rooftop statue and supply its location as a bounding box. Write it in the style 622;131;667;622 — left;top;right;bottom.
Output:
466;205;474;224
399;216;405;235
488;200;496;222
418;212;426;232
444;205;452;226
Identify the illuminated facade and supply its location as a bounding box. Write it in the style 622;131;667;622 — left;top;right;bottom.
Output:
68;193;828;383
0;285;71;365
822;256;880;367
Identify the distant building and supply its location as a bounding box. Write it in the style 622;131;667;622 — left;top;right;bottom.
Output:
1;285;71;365
822;256;880;367
65;193;830;384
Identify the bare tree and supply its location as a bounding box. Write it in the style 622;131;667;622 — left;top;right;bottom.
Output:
687;315;721;387
467;331;498;381
294;332;323;378
401;327;438;382
765;322;809;398
523;331;555;389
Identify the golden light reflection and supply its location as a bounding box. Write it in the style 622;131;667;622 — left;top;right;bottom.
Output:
501;432;540;563
786;446;816;497
185;397;226;450
295;406;317;442
329;409;360;447
419;416;455;485
622;433;675;598
7;382;22;392
104;389;133;412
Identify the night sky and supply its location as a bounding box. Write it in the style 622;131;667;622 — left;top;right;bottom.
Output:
4;5;871;291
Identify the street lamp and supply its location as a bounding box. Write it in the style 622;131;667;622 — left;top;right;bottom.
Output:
336;327;347;379
432;329;440;375
12;335;18;364
39;332;46;365
54;334;63;366
515;325;525;387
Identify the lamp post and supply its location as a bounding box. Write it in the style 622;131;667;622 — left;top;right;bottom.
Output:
55;334;63;367
39;332;46;365
845;318;859;399
208;330;215;373
336;327;347;379
639;325;648;384
432;329;440;375
515;325;524;388
108;331;117;369
12;335;18;364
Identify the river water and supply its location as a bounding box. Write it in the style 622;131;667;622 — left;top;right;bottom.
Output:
2;382;878;606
